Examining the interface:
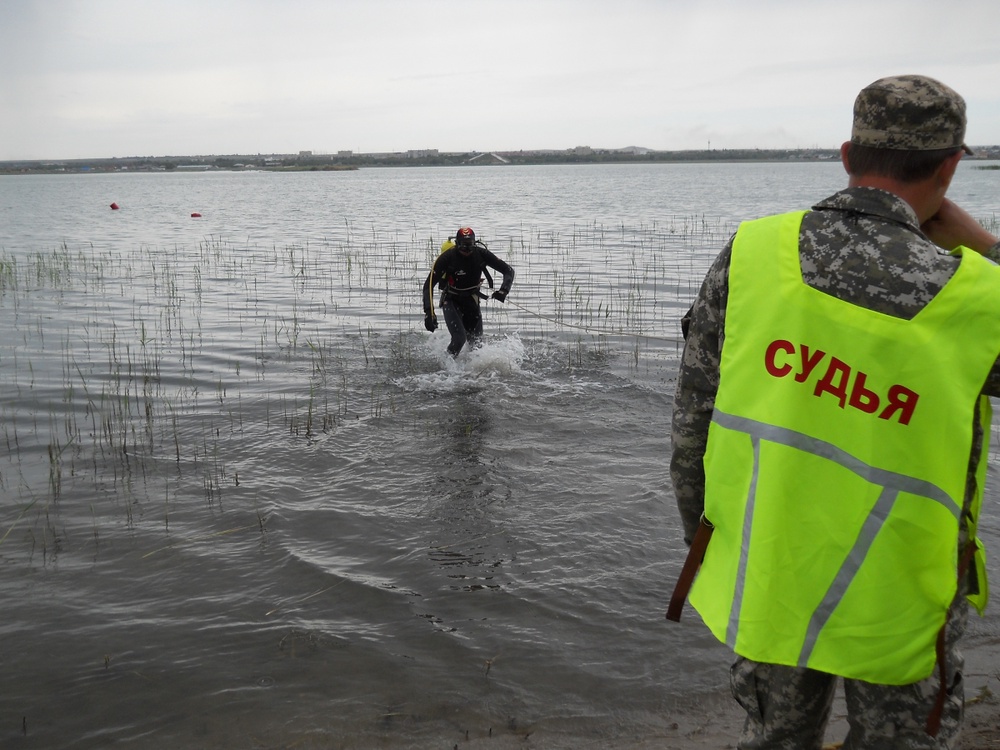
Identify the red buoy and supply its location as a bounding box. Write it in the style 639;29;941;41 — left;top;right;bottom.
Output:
191;212;202;218
110;202;119;210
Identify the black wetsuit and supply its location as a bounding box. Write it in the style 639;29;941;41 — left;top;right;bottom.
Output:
423;242;514;355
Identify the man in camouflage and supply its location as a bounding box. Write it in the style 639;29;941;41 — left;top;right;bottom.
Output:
670;75;1000;748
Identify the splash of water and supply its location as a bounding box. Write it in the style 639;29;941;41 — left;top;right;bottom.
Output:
402;332;526;393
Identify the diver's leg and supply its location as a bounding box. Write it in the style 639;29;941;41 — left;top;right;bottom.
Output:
441;296;467;356
463;298;483;349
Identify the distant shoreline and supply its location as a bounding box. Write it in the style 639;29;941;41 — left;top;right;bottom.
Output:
3;147;998;175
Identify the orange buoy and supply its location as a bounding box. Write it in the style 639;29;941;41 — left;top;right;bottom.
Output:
110;202;119;210
191;212;202;218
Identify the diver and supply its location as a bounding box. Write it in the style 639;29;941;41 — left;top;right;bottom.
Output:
423;227;514;356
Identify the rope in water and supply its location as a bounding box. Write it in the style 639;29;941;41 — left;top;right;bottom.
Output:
503;298;683;345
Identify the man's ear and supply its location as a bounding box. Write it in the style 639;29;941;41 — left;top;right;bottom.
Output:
936;150;964;187
840;142;852;175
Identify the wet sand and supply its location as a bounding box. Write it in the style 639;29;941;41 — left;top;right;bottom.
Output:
444;637;1000;750
639;688;1000;750
439;693;1000;750
641;622;1000;750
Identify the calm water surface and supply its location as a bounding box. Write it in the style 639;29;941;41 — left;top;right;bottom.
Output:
2;162;1000;749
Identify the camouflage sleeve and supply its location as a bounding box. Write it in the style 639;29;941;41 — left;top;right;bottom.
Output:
984;240;1000;265
670;239;733;545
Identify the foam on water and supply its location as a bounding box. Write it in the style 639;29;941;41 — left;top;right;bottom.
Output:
401;331;527;394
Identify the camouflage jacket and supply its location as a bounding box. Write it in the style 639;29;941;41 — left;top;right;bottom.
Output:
670;186;1000;544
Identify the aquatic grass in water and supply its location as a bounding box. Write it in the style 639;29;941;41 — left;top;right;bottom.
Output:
6;208;1000;556
0;219;719;559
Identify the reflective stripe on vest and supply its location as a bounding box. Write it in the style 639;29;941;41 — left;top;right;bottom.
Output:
689;210;1000;684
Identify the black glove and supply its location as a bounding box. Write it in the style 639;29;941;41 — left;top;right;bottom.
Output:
424;314;438;332
491;290;507;303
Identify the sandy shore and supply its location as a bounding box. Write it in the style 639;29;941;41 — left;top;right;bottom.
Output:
640;687;1000;750
640;627;1000;750
440;693;1000;750
444;636;1000;750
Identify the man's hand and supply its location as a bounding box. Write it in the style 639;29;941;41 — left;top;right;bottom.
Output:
491;290;507;303
424;314;438;332
923;199;999;254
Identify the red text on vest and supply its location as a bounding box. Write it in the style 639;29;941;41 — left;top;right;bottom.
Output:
764;339;920;425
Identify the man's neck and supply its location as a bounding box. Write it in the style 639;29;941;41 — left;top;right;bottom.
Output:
847;174;942;225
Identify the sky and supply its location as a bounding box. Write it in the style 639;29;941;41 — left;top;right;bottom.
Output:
3;0;1000;161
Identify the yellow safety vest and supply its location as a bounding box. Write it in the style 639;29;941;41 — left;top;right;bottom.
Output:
690;210;1000;684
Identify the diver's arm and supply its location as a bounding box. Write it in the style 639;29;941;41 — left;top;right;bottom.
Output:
483;251;514;296
422;270;436;316
423;252;448;316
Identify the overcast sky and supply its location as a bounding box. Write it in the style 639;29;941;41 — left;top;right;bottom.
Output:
3;0;1000;161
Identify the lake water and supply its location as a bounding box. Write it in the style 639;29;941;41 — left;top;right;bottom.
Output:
2;161;1000;749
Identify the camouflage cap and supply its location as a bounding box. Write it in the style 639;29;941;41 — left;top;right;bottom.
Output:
851;74;972;154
